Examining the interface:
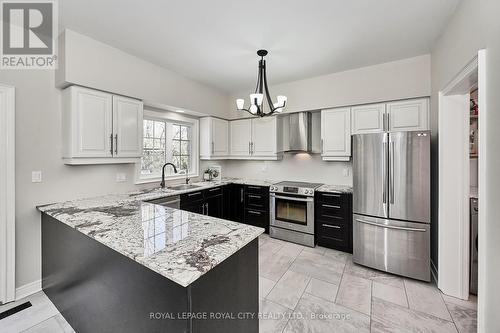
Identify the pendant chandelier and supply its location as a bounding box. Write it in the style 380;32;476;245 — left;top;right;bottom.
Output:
236;50;287;117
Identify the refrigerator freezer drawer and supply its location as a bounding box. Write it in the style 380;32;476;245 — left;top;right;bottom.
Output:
353;214;430;281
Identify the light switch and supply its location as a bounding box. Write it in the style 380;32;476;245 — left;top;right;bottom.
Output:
342;168;350;177
116;173;127;182
32;171;42;183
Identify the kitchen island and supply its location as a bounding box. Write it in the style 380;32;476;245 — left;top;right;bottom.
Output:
38;188;264;333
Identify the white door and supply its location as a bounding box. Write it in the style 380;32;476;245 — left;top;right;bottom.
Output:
112;95;143;158
321;107;351;161
211;118;229;157
251;117;277;157
72;87;113;157
387;98;429;132
230;119;252;157
351;103;386;134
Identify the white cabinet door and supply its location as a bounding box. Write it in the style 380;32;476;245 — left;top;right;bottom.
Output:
211;118;229;157
230;119;252;157
70;86;113;157
321;107;351;161
251;117;277;157
387;98;429;132
351;103;386;134
113;95;143;158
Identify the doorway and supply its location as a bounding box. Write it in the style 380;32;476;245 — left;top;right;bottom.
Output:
438;51;485;304
0;84;15;304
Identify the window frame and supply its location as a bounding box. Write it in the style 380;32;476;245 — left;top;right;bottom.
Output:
135;109;199;184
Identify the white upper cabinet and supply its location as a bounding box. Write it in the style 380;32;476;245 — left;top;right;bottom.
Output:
62;86;143;164
200;117;229;159
251;117;278;157
321;107;351;161
351;103;386;134
228;117;281;160
351;98;429;134
229;119;252;157
112;95;143;158
387;98;429;132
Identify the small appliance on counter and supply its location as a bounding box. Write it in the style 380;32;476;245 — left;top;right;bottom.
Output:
269;181;323;247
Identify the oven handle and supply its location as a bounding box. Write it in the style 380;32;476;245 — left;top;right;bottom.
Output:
271;195;314;202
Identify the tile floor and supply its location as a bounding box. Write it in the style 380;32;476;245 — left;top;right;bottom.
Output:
0;234;477;333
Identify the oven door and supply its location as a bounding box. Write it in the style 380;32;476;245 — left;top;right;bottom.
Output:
270;193;314;234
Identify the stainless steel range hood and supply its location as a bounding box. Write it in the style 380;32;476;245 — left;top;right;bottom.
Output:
287;112;312;152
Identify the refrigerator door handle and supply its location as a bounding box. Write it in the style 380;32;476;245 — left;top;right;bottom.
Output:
355;219;427;232
389;140;395;204
383;141;387;205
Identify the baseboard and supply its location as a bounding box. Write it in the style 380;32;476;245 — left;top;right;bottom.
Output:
430;259;439;285
15;280;41;301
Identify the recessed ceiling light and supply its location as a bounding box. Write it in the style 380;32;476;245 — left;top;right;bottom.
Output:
175;109;185;113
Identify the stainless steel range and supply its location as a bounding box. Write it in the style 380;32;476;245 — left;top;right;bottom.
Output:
269;181;323;247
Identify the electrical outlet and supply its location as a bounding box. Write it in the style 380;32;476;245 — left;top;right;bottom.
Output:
116;173;127;182
342;168;350;177
32;171;42;183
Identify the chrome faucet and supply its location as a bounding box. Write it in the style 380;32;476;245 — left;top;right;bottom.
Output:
160;163;177;188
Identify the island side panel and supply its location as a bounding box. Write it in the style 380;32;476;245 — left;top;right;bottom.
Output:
41;213;190;333
189;238;259;333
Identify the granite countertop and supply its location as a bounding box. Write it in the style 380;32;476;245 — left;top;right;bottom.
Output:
316;184;353;193
38;185;264;288
37;177;350;287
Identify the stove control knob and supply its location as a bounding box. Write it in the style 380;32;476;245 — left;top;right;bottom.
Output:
304;189;310;194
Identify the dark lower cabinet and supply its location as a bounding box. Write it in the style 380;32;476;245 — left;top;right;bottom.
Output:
245;208;269;233
223;184;245;223
205;193;223;218
243;185;269;233
180;187;223;218
315;191;353;253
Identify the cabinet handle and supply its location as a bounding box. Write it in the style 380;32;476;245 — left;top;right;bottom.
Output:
240;188;244;203
247;186;261;190
209;188;220;192
321;193;341;197
248;142;251;155
251;142;254;154
205;203;209;215
248;210;261;215
322;204;341;209
322;224;341;229
114;134;118;154
188;192;201;197
248;194;261;199
110;134;114;155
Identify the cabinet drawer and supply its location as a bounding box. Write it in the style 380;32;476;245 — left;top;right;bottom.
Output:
180;190;204;202
245;192;269;210
204;186;223;198
316;192;342;205
245;185;269;196
245;209;269;232
317;222;349;249
317;202;343;218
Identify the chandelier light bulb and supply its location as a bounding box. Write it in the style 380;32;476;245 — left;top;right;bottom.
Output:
249;105;258;114
236;99;245;110
277;95;287;107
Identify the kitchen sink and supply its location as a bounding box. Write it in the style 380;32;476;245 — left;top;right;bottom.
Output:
169;184;201;191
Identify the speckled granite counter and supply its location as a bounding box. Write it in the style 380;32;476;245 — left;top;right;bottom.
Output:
38;189;263;288
316;184;352;193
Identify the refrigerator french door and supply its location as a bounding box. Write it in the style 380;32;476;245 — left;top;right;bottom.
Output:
352;131;431;281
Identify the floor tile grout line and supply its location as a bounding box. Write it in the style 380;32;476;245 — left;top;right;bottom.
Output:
19;313;59;333
403;278;411;309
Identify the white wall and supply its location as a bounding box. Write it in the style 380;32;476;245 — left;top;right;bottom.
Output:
224;55;431;185
57;30;230;119
429;0;485;273
0;31;231;289
221;154;352;185
230;55;431;119
479;0;500;330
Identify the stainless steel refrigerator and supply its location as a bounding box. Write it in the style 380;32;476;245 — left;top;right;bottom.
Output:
352;131;430;281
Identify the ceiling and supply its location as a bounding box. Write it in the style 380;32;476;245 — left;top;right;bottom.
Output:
60;0;460;93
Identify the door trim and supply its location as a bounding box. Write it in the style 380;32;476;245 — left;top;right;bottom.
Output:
0;84;15;304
